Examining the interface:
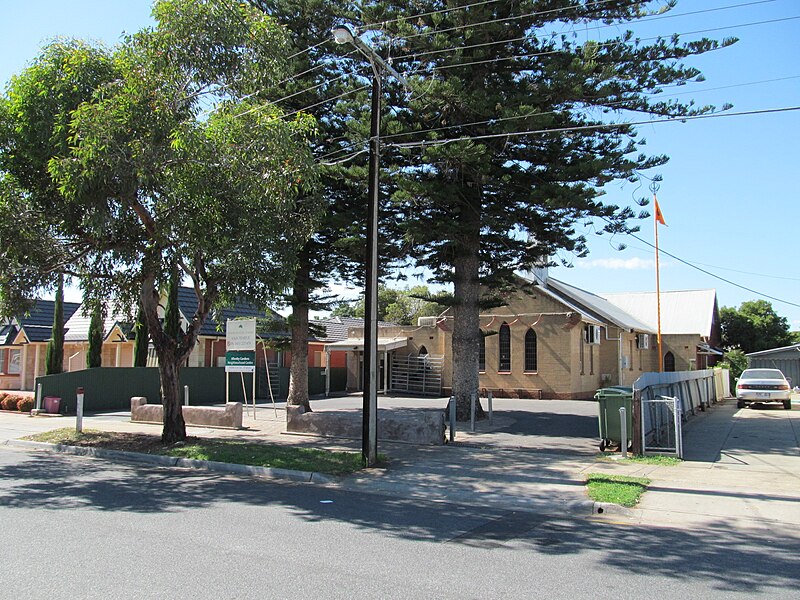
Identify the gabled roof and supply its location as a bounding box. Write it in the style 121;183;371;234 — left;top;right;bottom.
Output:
6;300;81;344
520;274;655;333
63;309;133;343
176;287;285;337
601;289;718;337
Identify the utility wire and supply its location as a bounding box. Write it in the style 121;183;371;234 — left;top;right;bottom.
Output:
397;0;777;43
380;74;800;143
623;231;800;309
388;0;776;63
388;106;800;149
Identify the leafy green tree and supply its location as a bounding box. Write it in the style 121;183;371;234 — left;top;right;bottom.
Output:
353;0;735;418
720;300;792;354
45;274;65;374
716;348;748;389
0;0;319;442
331;285;443;325
86;299;103;368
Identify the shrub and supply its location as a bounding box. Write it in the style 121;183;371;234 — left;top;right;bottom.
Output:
1;395;19;411
17;397;34;413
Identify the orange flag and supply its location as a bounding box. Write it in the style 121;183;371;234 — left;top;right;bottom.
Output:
654;196;667;226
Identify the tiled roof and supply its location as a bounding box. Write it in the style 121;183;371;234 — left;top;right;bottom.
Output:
176;287;286;337
63;309;133;343
7;300;82;344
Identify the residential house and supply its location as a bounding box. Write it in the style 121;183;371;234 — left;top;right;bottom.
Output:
0;299;81;390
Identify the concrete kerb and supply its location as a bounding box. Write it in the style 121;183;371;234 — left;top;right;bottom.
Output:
6;439;333;484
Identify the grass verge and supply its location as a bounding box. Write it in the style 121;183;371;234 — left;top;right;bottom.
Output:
586;473;650;507
26;428;368;476
596;453;682;466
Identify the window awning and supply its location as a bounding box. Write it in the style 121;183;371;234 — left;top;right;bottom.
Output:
324;337;409;352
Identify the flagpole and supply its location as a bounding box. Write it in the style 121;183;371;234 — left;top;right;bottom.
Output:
653;184;663;373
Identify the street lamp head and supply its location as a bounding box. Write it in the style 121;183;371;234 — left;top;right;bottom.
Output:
331;24;356;45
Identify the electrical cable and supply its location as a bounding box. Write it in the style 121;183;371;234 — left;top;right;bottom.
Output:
387;106;800;149
387;0;777;63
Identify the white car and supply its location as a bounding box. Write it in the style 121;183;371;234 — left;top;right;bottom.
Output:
736;368;792;410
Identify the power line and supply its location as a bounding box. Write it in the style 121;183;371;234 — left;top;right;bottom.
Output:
379;74;800;143
396;0;778;43
623;231;800;309
388;0;776;63
388;106;800;149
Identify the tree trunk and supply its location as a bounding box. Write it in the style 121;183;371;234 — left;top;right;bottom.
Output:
451;191;486;421
287;256;311;411
159;352;186;443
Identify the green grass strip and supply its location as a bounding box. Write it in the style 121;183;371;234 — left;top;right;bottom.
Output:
27;428;367;476
596;453;682;466
166;441;365;475
586;473;651;507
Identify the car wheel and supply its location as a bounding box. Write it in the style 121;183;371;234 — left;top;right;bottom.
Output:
737;399;746;409
784;399;792;410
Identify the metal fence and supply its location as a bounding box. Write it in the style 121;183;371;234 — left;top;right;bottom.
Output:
634;369;730;456
390;354;444;396
642;396;683;458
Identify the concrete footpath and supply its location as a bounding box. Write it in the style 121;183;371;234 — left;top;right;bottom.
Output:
0;397;798;534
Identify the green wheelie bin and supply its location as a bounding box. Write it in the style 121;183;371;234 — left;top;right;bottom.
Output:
595;386;633;452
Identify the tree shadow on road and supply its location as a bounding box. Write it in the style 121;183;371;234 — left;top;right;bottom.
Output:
0;448;798;595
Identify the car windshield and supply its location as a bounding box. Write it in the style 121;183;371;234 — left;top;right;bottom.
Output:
741;369;785;380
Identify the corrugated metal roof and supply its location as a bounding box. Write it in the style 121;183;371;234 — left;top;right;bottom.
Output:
601;289;717;336
522;275;655;332
746;343;800;357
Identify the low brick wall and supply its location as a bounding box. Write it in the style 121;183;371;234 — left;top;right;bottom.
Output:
286;405;445;445
130;397;243;429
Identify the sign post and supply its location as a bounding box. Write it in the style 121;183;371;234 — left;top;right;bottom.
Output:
226;319;256;418
76;387;85;434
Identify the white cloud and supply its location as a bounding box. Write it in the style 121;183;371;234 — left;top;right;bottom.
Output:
577;257;655;270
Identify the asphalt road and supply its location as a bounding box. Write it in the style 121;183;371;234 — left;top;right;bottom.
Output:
1;447;798;599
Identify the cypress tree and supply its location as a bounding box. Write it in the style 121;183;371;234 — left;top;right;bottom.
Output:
86;298;103;368
45;274;65;374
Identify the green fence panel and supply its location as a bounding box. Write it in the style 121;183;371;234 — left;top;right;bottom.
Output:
35;366;349;413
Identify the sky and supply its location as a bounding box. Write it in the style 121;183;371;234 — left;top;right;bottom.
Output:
1;0;798;326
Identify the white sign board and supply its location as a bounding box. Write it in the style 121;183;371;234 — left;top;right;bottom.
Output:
226;318;256;351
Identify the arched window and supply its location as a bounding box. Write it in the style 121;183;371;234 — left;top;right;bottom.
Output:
417;345;428;356
478;334;485;372
525;328;538;372
664;351;676;372
498;322;511;372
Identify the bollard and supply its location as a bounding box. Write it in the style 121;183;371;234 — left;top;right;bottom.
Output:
36;383;42;411
619;406;627;459
184;385;189;406
470;392;477;432
449;396;456;443
76;387;85;434
488;391;493;425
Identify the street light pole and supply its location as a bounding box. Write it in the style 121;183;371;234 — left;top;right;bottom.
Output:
332;24;407;466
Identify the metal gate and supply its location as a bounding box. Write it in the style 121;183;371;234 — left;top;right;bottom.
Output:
642;395;683;458
390;354;444;396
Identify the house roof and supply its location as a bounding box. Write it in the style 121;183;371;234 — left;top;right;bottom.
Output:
176;287;285;337
5;300;81;344
63;309;133;343
521;275;655;333
601;289;718;336
313;316;396;342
